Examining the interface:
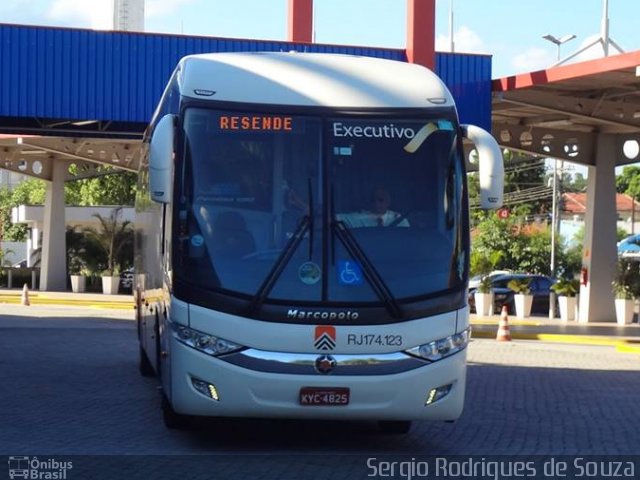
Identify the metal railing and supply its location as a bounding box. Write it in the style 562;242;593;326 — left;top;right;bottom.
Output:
0;267;39;289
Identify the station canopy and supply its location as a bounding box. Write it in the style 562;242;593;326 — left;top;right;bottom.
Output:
492;50;640;166
0;134;140;182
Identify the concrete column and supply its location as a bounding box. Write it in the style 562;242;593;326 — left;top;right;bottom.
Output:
578;134;617;322
26;228;33;267
40;161;67;291
406;0;436;70
26;225;40;268
287;0;313;43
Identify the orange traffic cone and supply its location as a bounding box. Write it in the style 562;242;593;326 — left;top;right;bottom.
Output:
496;305;511;341
21;283;30;306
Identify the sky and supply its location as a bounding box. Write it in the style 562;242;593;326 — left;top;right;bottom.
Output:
1;0;640;79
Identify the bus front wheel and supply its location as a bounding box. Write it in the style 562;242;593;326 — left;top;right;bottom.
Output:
161;395;190;430
138;345;155;377
378;420;412;434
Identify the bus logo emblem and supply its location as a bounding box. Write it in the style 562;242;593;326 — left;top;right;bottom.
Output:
314;355;337;374
314;326;336;351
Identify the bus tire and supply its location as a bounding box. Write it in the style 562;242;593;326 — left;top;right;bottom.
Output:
162;395;190;430
139;345;155;377
378;420;412;435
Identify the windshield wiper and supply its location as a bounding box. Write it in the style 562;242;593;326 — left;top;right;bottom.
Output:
307;178;314;260
247;181;315;316
331;219;403;320
247;215;310;316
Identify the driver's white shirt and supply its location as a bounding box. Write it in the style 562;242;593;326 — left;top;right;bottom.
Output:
336;210;410;228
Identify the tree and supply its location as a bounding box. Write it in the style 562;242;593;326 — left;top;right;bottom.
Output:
66;225;107;276
471;211;567;277
65;167;136;206
616;166;640;196
0;180;47;242
503;151;550;213
565;172;587;193
468;150;549;227
84;207;133;276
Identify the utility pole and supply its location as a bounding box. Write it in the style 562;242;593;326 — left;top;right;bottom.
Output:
549;160;563;318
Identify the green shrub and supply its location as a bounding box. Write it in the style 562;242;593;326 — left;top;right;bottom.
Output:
551;278;579;297
507;277;531;294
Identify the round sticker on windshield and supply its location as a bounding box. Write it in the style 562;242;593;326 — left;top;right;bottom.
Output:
191;235;204;247
298;261;321;285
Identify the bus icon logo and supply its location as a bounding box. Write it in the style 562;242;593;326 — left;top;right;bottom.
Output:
8;456;30;479
314;326;336;351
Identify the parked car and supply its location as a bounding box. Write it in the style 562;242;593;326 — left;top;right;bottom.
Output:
468;270;511;290
469;273;556;315
618;234;640;258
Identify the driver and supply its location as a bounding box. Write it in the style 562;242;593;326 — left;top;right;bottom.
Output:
337;187;409;228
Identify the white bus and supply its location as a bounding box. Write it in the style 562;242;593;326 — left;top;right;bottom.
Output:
136;52;503;433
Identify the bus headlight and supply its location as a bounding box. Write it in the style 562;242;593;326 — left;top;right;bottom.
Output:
170;322;245;357
405;328;471;362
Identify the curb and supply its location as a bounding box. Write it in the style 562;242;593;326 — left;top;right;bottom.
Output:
471;329;640;353
0;295;134;310
471;319;542;326
616;340;640;354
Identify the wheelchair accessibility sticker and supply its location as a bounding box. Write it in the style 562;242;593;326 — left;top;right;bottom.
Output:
338;260;363;285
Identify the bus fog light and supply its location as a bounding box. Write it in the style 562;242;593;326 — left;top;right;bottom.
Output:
191;376;220;401
425;383;453;405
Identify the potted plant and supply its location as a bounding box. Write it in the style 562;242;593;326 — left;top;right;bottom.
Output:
68;256;88;293
612;259;638;325
67;225;95;293
507;277;532;318
551;278;579;322
84;207;133;295
474;275;493;316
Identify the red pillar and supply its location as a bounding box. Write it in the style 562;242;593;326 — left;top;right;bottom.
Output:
287;0;313;43
406;0;436;70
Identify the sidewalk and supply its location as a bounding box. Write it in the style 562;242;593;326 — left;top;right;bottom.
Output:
471;313;640;353
0;288;134;309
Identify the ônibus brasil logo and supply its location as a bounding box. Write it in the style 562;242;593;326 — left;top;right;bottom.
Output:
314;326;336;351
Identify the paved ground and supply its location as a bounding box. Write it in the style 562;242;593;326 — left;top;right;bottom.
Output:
1;305;638;478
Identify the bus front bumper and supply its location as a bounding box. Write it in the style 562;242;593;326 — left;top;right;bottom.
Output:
167;336;467;421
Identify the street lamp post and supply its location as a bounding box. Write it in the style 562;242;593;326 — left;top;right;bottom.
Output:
542;33;577;61
541;33;574;319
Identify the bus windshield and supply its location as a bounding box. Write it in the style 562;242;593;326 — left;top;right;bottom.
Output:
175;108;466;313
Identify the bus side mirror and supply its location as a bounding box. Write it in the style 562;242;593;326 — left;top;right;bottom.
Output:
149;114;175;204
462;124;504;209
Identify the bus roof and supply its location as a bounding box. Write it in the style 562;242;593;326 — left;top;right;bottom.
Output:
176;52;455;110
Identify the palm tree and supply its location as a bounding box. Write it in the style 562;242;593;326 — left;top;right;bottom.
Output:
84;207;133;276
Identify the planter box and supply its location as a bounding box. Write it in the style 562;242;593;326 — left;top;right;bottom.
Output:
557;296;577;322
615;298;634;325
474;292;492;316
514;294;533;318
70;275;86;293
102;276;120;295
